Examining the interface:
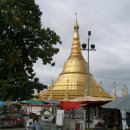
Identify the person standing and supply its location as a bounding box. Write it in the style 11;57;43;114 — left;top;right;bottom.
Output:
33;115;41;130
26;122;34;130
26;115;34;130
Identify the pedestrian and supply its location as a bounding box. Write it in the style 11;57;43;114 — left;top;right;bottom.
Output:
26;121;34;130
34;123;41;130
33;115;40;130
26;115;34;130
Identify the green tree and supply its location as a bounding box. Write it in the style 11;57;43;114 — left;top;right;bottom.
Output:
0;0;61;101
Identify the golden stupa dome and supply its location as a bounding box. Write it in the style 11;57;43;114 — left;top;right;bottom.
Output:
38;19;112;101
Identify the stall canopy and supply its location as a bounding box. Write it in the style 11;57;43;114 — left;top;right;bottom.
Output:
0;101;6;107
67;96;112;106
43;100;60;105
102;95;130;111
21;100;45;105
60;101;81;110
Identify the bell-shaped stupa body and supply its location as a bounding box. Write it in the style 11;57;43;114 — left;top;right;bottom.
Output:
38;20;112;101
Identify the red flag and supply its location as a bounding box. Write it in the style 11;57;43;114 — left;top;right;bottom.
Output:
60;101;81;110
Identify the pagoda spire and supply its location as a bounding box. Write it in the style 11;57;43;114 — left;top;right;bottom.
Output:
69;16;83;59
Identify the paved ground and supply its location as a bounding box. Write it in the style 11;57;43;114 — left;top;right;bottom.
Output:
1;128;24;130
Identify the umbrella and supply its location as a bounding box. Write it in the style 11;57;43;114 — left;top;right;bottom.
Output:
60;101;81;110
21;100;45;105
66;96;112;106
102;95;130;111
0;101;6;107
43;100;60;105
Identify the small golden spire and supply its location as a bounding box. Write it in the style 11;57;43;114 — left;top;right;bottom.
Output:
113;82;117;99
122;84;128;96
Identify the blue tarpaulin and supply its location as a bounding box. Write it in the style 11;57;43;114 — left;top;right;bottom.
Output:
0;101;6;107
21;100;45;105
42;100;60;105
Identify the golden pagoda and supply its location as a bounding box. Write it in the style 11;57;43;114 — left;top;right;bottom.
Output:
38;19;112;101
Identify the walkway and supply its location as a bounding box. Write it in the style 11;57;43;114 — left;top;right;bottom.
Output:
1;128;24;130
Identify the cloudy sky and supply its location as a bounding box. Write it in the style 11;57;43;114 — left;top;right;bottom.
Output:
34;0;130;96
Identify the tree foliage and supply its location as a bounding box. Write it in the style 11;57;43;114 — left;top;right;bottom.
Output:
0;0;61;101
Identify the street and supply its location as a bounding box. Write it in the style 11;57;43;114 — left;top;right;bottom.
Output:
1;128;24;130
